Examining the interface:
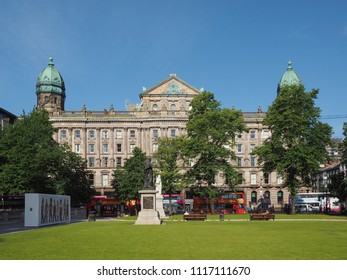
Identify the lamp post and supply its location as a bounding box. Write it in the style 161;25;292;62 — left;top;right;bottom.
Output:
325;186;329;214
323;174;330;214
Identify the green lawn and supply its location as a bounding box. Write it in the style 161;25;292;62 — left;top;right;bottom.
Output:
1;215;347;260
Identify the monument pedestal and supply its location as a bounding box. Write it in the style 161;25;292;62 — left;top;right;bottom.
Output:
135;189;161;225
156;194;166;219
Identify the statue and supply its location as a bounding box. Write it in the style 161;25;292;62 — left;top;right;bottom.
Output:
155;175;162;194
144;157;154;189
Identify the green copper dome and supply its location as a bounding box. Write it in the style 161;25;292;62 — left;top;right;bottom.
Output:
277;61;302;93
36;57;65;96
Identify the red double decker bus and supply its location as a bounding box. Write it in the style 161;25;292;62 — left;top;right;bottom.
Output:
87;196;140;217
163;193;185;206
193;192;246;214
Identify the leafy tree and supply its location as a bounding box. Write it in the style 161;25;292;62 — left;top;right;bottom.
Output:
253;85;332;214
0;109;94;205
54;146;95;206
153;136;186;215
111;147;147;203
330;124;347;210
182;91;247;213
340;123;347;162
0;109;60;194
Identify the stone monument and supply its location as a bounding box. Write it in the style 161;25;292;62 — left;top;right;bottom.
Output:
155;175;166;218
135;157;161;225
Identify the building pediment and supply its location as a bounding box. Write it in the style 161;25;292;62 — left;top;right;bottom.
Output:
140;74;201;97
134;74;201;113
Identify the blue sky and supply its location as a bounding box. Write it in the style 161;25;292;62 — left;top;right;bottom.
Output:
1;0;346;137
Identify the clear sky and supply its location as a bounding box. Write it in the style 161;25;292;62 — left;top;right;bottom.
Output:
1;0;346;137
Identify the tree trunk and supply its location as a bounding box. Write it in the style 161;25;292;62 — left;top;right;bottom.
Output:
291;194;296;215
169;193;172;216
210;200;215;214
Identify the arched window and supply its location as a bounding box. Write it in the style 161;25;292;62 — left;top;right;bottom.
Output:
251;191;257;203
170;104;176;111
277;190;283;204
152;104;158;111
264;190;270;199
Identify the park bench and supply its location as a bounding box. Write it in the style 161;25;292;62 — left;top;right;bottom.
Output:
183;213;207;221
250;213;275;221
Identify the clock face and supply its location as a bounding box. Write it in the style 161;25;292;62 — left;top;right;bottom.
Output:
143;196;154;209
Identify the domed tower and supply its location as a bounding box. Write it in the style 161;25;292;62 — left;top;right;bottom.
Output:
277;61;302;95
36;57;66;113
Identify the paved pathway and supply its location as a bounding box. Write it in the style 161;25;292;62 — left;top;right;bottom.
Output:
0;217;89;235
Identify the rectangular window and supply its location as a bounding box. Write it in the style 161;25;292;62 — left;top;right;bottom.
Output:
103;144;108;153
153;143;158;153
237;132;242;139
115;130;122;139
89;174;94;187
89;144;94;153
130;130;136;138
117;143;122;152
262;130;270;139
251;173;257;185
250;130;256;139
153;129;159;138
102;157;108;167
264;173;269;184
102;174;109;187
170;129;176;137
89;130;95;139
250;144;256;152
116;157;122;167
251;156;256;167
277;175;283;185
237;173;243;184
89;157;95;167
74;130;80;139
102;130;109;139
237;157;242;167
237;144;242;153
75;144;80;153
60;130;66;139
130;144;136;153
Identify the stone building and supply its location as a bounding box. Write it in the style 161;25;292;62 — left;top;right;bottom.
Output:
0;108;17;129
36;58;305;211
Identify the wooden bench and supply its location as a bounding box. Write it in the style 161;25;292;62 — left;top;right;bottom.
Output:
250;213;275;221
183;214;207;221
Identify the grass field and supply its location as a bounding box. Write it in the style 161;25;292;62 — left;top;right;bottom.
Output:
1;214;347;260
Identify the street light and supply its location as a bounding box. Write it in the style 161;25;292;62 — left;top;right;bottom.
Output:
322;175;330;214
325;186;329;214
